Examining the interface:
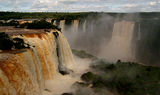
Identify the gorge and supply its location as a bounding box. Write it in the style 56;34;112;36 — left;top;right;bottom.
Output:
55;15;160;65
0;12;160;95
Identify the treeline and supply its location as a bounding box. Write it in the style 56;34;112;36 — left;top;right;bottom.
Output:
1;12;160;20
0;12;89;20
0;19;61;30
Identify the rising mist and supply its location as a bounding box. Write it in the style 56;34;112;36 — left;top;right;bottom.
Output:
58;13;160;65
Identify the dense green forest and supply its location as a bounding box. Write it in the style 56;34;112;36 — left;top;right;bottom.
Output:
0;12;160;20
16;19;60;30
0;12;89;20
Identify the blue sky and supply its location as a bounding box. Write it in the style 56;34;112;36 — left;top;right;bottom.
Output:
0;0;160;12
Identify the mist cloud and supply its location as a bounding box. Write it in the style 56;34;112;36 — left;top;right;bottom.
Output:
0;0;160;12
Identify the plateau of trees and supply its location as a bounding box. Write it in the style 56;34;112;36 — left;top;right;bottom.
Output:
0;12;89;20
17;19;60;30
1;12;160;21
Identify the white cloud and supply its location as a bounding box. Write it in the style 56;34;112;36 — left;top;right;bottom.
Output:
124;4;137;8
149;1;157;5
0;0;160;12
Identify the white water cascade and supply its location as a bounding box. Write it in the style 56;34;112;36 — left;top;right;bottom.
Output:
0;30;75;95
59;20;65;32
72;20;79;32
99;20;135;62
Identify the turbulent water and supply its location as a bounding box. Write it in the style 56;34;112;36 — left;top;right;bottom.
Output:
0;30;75;95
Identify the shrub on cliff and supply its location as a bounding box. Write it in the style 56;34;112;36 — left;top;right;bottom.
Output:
81;72;96;83
16;20;61;31
12;38;28;49
27;20;53;29
0;32;29;50
0;32;14;50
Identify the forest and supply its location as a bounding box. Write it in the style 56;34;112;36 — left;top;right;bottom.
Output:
0;12;160;20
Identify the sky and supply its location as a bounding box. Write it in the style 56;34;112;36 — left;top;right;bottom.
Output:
0;0;160;12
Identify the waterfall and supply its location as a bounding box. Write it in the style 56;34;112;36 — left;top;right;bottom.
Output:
0;30;75;95
72;20;79;32
53;20;57;26
138;23;141;40
53;31;75;75
59;20;65;32
99;20;135;62
82;20;86;32
0;50;43;95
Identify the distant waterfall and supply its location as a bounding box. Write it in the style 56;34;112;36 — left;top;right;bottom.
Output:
53;20;57;26
59;20;65;32
72;20;79;32
59;20;79;33
99;21;135;62
138;23;141;40
82;20;86;32
0;30;75;95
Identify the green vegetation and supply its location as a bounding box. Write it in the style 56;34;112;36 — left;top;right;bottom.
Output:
0;20;19;26
65;19;73;25
72;49;97;59
0;32;14;50
0;32;29;50
79;59;160;95
17;20;61;30
81;72;99;83
0;12;89;20
12;38;28;49
1;12;160;21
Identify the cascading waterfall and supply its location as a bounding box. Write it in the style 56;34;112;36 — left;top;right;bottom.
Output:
53;31;75;75
82;20;86;32
99;20;135;62
0;30;75;95
59;20;79;33
72;20;79;32
138;23;141;40
0;50;43;95
59;20;65;32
